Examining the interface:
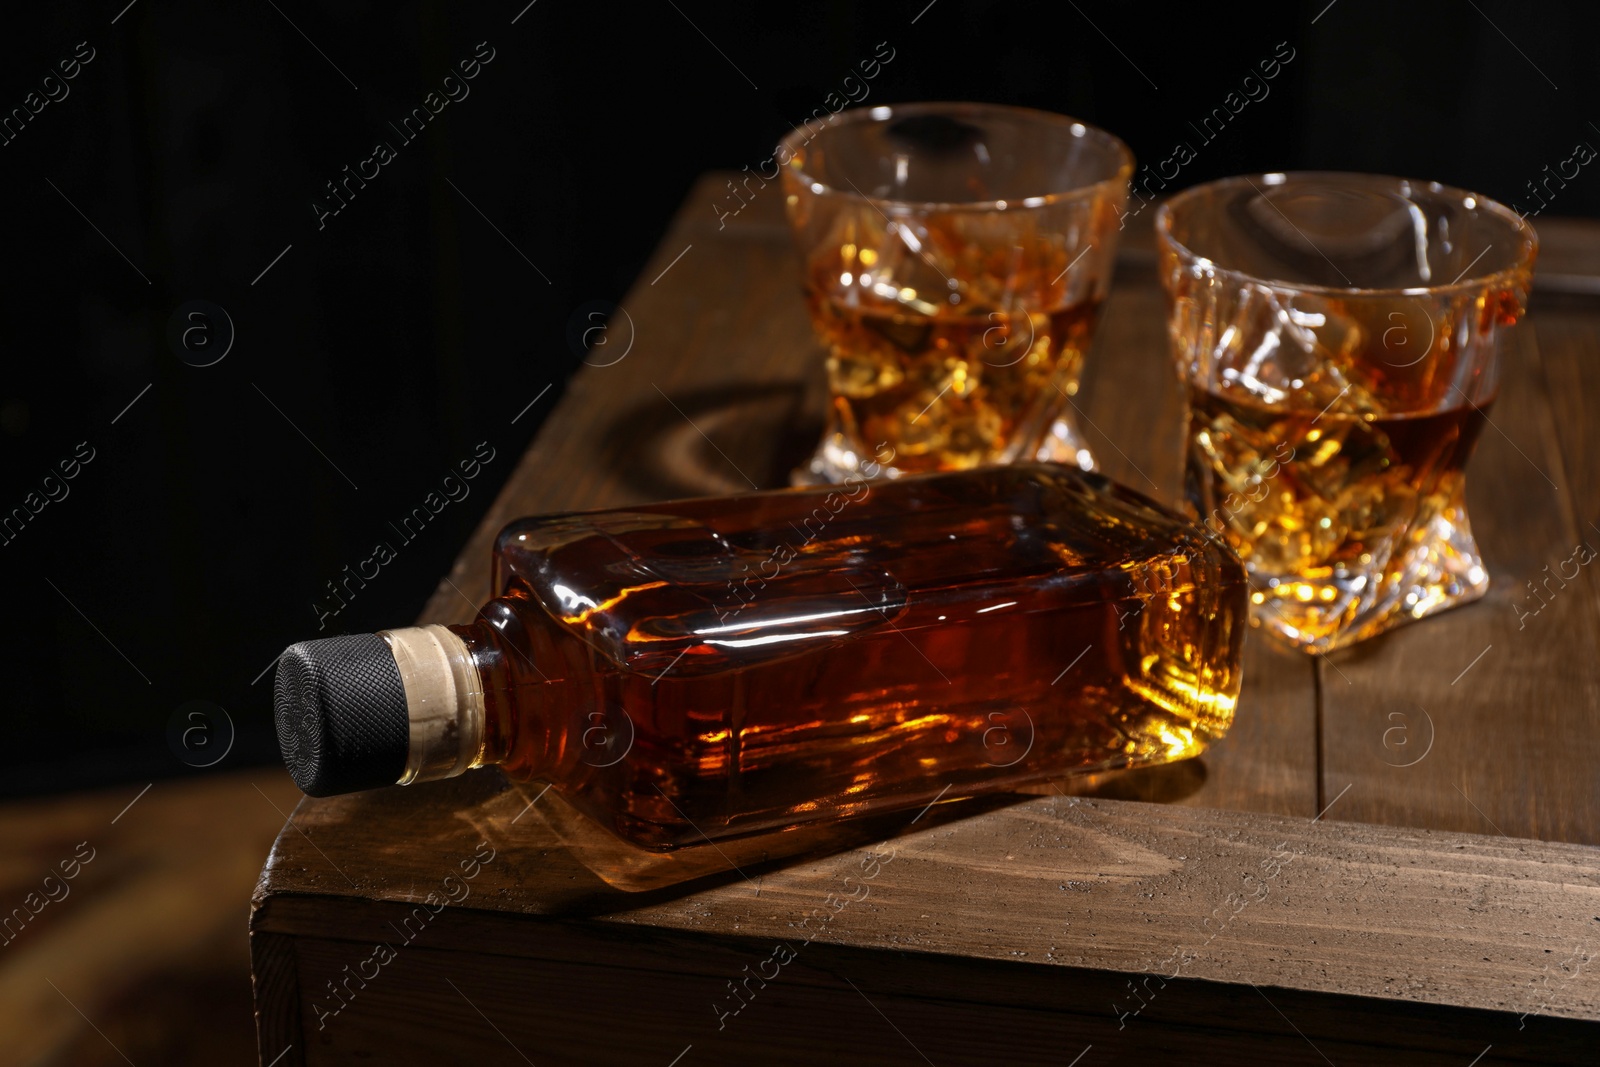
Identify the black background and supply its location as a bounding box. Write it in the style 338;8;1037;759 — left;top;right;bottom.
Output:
3;0;1595;796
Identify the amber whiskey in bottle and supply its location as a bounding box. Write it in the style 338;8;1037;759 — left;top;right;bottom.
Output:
275;463;1247;851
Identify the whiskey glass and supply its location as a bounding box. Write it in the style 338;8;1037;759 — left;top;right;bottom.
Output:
779;103;1132;482
1157;173;1536;652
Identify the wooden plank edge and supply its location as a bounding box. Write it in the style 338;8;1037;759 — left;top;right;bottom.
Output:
254;894;1596;1064
250;929;304;1067
252;794;1600;1024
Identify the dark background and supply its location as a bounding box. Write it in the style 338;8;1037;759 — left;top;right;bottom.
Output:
3;0;1595;797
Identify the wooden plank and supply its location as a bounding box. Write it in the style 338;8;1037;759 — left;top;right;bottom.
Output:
0;769;302;1066
1538;312;1600;560
253;782;1600;1056
250;931;304;1067
1530;217;1600;297
274;930;1592;1065
1526;295;1600;844
1316;222;1600;844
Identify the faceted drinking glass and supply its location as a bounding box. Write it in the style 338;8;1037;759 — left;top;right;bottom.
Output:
1157;172;1537;652
779;102;1132;482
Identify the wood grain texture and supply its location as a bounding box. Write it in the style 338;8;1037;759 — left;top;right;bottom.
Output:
258;776;1600;1017
1530;217;1600;297
250;932;302;1067
1538;309;1600;557
1316;234;1600;844
256;178;1600;1062
0;769;302;1067
254;775;1599;1063
272;928;1595;1066
279;931;1595;1066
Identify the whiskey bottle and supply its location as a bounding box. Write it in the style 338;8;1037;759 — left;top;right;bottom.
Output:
274;463;1247;851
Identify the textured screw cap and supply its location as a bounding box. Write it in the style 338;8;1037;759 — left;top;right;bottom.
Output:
274;634;410;797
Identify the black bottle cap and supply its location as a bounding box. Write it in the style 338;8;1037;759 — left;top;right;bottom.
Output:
274;634;410;797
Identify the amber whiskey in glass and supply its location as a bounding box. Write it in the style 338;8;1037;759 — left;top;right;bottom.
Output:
1158;173;1536;652
275;465;1247;851
779;103;1132;480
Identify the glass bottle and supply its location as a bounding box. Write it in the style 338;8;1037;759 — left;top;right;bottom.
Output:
275;463;1247;851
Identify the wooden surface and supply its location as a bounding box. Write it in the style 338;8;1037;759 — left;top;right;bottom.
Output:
0;769;301;1067
255;175;1600;1063
1317;272;1600;841
256;775;1598;1064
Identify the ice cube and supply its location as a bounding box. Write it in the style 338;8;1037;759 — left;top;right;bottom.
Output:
857;214;963;316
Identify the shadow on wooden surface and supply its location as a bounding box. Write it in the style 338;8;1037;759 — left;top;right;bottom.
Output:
601;380;821;498
1040;755;1209;804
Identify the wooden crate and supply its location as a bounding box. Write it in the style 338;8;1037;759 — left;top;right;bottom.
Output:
252;174;1600;1065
